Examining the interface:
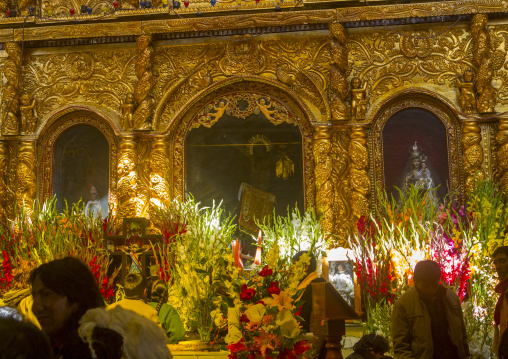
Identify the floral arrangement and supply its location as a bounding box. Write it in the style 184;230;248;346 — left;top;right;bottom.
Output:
223;244;312;359
0;198;118;302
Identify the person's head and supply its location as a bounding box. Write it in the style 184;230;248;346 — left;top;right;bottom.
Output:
411;156;421;170
292;251;317;275
90;185;98;201
351;77;361;89
353;333;390;358
30;257;105;339
0;318;54;359
413;260;441;298
150;280;169;304
493;246;508;280
124;273;147;299
464;68;474;82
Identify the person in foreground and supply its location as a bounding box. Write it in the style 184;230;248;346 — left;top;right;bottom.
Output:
346;333;392;359
148;279;186;344
391;260;469;359
30;256;108;359
493;246;508;356
0;316;54;359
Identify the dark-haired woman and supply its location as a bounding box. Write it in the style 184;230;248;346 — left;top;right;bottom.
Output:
148;279;186;344
30;257;108;359
346;333;392;359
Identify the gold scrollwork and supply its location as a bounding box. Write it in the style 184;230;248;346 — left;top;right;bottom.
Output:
16;141;37;218
0;142;9;224
117;136;143;219
349;125;370;228
497;117;508;197
329;21;349;122
133;34;156;131
2;42;21;136
462;120;484;193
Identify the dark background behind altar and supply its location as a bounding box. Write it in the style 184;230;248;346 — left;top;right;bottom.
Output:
185;110;304;239
383;108;449;200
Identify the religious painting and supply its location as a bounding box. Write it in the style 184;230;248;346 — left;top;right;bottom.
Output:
382;108;449;201
328;260;355;307
52;124;109;217
186;100;304;255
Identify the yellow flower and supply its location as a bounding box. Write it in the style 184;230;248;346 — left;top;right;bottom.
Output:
270;291;294;312
245;303;266;323
276;309;301;338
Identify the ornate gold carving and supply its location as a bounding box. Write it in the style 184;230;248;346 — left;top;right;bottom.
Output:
14;22;142;41
0;142;8;224
16;141;37;218
347;27;475;109
22;49;136;123
20;94;37;135
462;120;484;193
18;0;36;16
479;123;495;181
219;35;264;76
329;21;349;122
371;92;462;197
472;14;497;113
456;68;477;115
336;0;508;22
314;126;334;239
350;77;367;121
120;93;136;131
193;100;229;129
349;125;370;228
147;136;171;231
143;10;336;34
497;117;508;197
133;35;155;131
117;136;143;219
2;42;21;136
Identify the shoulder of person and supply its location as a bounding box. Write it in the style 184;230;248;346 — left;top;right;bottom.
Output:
311;277;326;284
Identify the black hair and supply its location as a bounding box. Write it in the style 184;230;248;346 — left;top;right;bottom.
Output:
124;273;147;299
353;333;390;356
150;280;169;315
413;260;441;282
292;251;317;273
493;246;508;259
0;318;53;359
90;326;124;359
29;257;105;330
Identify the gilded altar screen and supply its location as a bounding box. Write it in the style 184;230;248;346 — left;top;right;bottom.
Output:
52;124;109;217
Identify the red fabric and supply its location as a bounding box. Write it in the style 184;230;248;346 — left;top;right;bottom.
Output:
495;278;508;325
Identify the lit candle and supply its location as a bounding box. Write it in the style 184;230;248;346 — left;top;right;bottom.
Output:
254;230;262;266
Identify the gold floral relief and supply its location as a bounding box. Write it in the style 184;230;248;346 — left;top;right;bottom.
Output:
491;25;508;108
313;126;334;239
349;125;369;228
2;42;21;136
462;120;484;192
0;141;9;224
16;141;37;218
22;49;137;125
497;117;508;197
347;26;475;114
42;0;115;16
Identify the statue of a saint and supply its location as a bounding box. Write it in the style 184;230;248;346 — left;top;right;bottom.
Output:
20;94;37;134
85;185;102;218
400;142;438;202
329;263;355;306
457;69;476;115
120;93;136;131
350;77;368;121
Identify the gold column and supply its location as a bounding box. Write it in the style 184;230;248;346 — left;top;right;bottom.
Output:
16;141;36;218
0;141;8;224
314;126;334;239
2;42;21;136
147;136;171;229
117;136;141;220
329;22;349;122
348;126;370;228
462;120;484;193
497;117;508;196
133;35;155;131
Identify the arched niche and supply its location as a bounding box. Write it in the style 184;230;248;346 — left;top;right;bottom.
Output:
370;91;462;201
168;80;315;225
38;112;119;213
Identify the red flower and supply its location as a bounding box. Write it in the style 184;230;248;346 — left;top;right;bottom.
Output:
227;339;246;353
293;340;310;355
258;265;273;277
240;284;256;301
268;281;281;296
240;314;250;323
295;306;302;317
277;348;295;359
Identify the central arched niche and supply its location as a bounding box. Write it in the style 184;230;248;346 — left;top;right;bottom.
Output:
185;95;304;239
382;108;449;201
52;124;109;215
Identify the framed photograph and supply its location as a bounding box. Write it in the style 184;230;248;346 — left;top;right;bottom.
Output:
328;260;355;307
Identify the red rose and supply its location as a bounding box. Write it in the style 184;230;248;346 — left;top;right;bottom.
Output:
240;284;256;301
293;340;310;355
268;281;281;295
227;339;246;354
258;265;273;277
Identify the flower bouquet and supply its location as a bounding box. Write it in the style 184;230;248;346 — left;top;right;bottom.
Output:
223;244;312;359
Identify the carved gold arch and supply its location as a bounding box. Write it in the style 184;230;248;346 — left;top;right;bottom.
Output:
369;89;462;201
38;110;119;209
167;79;316;209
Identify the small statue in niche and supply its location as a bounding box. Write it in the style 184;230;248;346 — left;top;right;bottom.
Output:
350;77;368;121
84;185;102;218
401;142;438;203
120;93;136;131
20;94;37;135
456;68;477;115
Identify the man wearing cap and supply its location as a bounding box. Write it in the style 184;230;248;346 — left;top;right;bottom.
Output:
391;260;469;359
492;246;508;356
